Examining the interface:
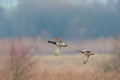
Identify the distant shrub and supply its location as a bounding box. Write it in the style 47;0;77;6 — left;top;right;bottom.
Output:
103;36;120;72
0;40;38;80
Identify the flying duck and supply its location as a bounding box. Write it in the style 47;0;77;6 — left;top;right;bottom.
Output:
77;50;95;64
48;37;68;56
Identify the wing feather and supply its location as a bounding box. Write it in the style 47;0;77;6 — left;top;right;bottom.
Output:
55;37;62;43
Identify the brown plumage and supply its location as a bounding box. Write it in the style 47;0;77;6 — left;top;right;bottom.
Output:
77;50;95;64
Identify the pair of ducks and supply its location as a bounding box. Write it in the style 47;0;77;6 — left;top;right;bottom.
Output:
48;37;95;64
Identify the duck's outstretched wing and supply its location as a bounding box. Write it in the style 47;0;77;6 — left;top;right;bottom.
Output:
55;37;62;43
85;50;95;55
77;50;84;54
55;46;61;56
83;55;89;64
48;41;56;45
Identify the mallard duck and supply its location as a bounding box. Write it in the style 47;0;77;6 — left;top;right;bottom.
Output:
77;50;95;64
48;37;68;56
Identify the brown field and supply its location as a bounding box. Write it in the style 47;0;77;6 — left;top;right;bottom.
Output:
0;39;119;80
0;52;120;80
33;54;119;80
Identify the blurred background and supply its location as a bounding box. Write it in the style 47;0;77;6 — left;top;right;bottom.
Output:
0;0;120;54
0;0;120;80
0;0;120;39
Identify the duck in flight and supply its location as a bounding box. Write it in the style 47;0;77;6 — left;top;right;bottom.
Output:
48;37;68;56
77;50;95;64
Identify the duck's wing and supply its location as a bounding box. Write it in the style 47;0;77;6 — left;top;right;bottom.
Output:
55;37;62;43
77;50;84;54
85;50;95;55
83;55;90;64
48;41;56;45
55;46;61;56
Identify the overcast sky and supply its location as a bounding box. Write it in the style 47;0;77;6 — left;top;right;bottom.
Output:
0;0;120;40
